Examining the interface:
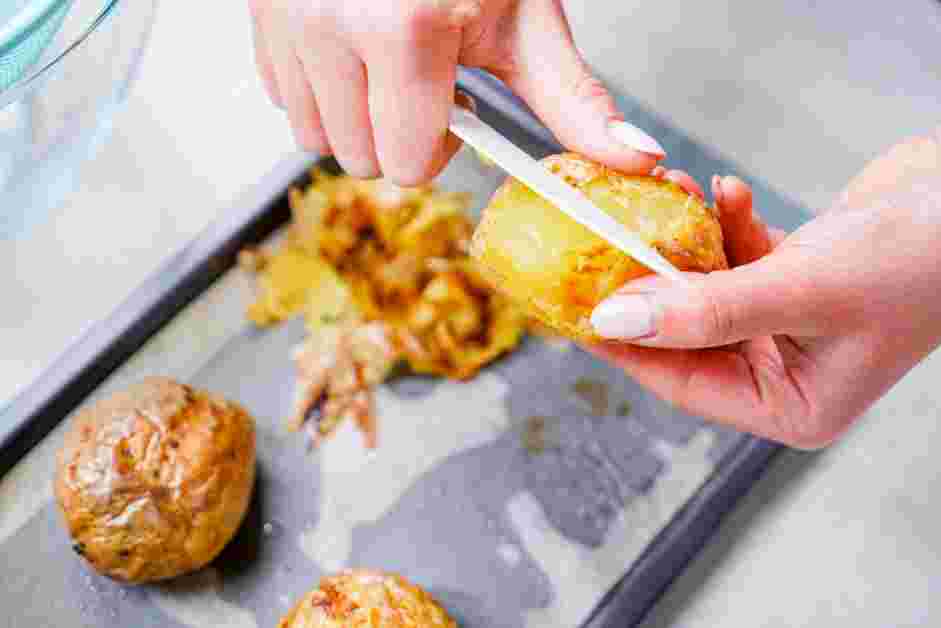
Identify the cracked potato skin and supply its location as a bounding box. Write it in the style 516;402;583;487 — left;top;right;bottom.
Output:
471;153;728;340
54;377;256;583
279;569;457;628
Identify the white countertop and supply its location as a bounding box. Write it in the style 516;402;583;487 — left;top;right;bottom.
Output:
2;0;940;625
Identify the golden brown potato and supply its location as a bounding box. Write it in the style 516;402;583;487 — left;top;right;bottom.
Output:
279;569;457;628
471;152;728;340
54;377;256;583
278;569;457;628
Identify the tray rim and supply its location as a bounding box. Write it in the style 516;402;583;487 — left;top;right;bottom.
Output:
0;71;784;628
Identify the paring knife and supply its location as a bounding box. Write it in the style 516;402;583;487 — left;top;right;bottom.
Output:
449;104;688;283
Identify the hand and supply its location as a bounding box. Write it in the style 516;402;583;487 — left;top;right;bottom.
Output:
248;0;666;184
590;131;941;449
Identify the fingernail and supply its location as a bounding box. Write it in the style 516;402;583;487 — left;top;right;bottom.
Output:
590;293;657;340
607;120;666;158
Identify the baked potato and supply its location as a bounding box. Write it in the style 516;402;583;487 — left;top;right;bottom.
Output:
279;569;456;628
54;377;256;583
471;152;728;340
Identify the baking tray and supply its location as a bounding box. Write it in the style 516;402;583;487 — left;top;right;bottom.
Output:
0;69;809;628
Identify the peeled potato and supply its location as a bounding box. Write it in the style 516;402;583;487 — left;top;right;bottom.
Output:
470;153;728;340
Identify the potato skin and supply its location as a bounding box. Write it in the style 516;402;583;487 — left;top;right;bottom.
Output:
54;377;256;583
471;153;728;340
279;569;457;628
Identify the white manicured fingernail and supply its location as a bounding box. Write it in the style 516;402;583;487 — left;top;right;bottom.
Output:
591;294;656;339
607;120;666;157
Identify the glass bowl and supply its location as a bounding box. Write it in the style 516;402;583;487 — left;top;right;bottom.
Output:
0;0;157;238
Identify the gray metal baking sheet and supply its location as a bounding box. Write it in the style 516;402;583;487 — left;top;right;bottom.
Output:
0;77;809;628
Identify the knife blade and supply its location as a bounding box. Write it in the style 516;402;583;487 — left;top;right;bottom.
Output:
449;105;687;283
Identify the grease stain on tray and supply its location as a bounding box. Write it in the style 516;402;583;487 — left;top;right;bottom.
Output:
570;377;610;416
508;429;716;628
520;415;560;456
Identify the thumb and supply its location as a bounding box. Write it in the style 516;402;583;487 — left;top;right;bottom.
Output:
590;253;851;348
494;0;664;174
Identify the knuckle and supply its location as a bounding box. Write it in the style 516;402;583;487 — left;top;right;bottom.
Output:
379;135;442;186
697;287;737;346
570;72;618;116
383;2;439;43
